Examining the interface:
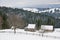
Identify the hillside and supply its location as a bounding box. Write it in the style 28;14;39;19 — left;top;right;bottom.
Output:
0;6;60;29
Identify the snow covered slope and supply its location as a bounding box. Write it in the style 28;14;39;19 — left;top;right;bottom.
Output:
0;32;60;40
23;8;39;13
39;8;60;13
23;8;60;13
0;28;60;40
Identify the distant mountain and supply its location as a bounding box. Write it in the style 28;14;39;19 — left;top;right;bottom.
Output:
23;8;39;13
23;8;60;13
39;8;60;13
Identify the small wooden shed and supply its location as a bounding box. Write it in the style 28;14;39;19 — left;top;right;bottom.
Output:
24;24;36;32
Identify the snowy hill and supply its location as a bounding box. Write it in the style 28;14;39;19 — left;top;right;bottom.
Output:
23;8;60;13
39;8;60;13
23;8;39;13
0;28;60;40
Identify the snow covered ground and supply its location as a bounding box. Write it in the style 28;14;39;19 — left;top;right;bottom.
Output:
0;28;60;40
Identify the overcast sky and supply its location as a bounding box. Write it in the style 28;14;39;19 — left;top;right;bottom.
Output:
0;0;60;8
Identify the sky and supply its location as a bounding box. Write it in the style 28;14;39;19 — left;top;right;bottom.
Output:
0;0;60;8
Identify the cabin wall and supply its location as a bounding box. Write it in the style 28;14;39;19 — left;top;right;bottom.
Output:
25;28;36;32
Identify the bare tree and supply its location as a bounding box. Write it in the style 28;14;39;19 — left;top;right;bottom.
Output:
7;14;26;33
0;16;3;29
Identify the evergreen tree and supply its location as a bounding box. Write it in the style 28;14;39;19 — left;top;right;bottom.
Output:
36;19;42;30
0;11;2;16
47;17;55;26
2;13;9;29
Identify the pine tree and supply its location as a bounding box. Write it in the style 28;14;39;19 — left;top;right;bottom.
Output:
36;19;42;30
2;13;9;29
47;17;55;26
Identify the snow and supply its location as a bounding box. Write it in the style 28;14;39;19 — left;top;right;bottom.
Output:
39;8;55;13
31;8;38;13
0;28;60;40
0;32;59;40
55;28;60;32
39;29;45;33
23;8;39;13
39;8;60;13
23;8;32;11
23;8;60;13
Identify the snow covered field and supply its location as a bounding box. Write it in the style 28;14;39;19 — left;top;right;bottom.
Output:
0;28;60;40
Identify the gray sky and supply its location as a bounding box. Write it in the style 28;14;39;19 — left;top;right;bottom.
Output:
0;0;60;8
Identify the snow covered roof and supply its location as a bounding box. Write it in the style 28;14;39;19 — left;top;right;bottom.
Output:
26;24;36;29
11;26;14;29
41;25;53;30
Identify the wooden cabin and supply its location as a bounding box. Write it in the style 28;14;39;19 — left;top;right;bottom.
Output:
24;24;36;32
40;25;54;32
